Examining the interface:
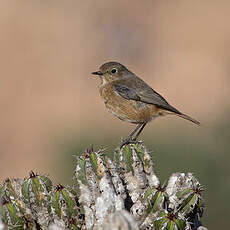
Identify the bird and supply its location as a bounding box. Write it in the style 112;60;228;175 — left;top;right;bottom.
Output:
92;62;200;148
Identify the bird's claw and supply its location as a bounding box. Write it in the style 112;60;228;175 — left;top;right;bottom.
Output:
120;137;138;149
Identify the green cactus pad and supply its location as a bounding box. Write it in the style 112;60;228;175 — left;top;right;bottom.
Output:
179;191;201;215
89;152;98;173
1;199;26;229
21;172;52;206
77;156;87;185
121;145;135;173
144;186;167;213
51;185;83;229
154;211;186;230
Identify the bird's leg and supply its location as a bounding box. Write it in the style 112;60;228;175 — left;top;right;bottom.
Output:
120;123;143;148
128;123;143;140
132;122;147;141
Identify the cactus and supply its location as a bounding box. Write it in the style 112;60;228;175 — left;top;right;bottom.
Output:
51;184;85;229
0;142;207;230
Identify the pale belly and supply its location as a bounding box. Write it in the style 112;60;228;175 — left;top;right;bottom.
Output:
99;83;162;124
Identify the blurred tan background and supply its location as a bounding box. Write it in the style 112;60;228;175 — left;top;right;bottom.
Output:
0;0;229;228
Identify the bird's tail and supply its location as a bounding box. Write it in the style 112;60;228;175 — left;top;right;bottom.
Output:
177;113;200;126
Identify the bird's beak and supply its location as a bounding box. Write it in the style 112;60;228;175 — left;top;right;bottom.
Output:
91;71;103;76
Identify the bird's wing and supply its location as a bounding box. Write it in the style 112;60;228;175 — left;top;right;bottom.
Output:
114;78;181;114
114;84;141;101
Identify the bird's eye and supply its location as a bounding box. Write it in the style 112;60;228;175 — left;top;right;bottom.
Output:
111;68;117;74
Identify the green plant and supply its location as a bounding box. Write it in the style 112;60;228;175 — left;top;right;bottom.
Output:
0;142;207;230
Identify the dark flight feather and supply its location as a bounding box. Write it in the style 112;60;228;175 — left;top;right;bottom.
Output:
114;74;200;126
114;82;180;114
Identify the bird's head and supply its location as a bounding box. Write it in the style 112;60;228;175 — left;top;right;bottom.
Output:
92;62;129;84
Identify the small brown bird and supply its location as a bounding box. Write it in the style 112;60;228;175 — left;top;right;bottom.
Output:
92;62;200;147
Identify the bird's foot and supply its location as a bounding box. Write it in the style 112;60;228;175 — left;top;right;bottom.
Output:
120;137;138;149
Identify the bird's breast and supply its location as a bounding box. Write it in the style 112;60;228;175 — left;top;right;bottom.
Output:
99;83;160;123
